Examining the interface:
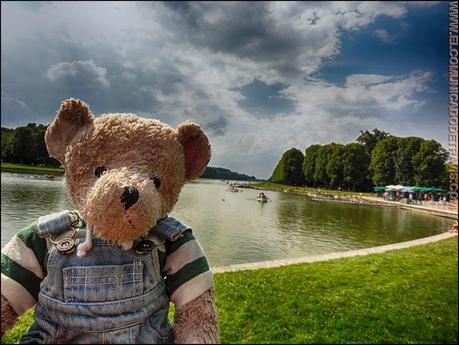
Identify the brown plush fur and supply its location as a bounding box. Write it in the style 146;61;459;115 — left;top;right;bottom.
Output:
45;98;211;243
176;121;211;180
1;295;18;338
174;288;220;344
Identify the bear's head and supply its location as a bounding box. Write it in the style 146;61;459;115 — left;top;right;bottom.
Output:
45;98;211;245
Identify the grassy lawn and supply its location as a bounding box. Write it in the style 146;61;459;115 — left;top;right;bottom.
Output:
251;181;374;197
2;237;457;344
1;163;64;174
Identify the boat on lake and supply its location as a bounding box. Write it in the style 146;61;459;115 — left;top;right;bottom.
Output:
226;184;241;192
256;192;271;202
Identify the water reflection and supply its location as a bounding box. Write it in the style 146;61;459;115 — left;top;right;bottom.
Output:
1;172;451;266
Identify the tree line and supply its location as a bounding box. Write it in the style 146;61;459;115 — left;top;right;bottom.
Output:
201;167;257;181
2;124;60;166
269;129;449;192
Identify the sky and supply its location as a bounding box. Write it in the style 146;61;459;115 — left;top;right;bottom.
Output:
1;1;449;179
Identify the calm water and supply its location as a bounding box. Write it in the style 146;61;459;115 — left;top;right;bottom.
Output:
1;172;452;266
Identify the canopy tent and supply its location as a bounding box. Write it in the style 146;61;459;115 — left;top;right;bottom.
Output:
374;185;446;193
409;186;424;192
389;186;446;193
426;187;447;192
372;186;386;192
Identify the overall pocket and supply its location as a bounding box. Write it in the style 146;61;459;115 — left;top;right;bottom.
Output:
62;261;144;302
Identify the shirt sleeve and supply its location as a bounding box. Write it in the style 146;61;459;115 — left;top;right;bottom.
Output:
164;230;213;309
1;222;48;315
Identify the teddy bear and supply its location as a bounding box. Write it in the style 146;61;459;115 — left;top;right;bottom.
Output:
1;98;219;344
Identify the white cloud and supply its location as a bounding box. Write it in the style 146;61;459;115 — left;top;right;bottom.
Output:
283;71;432;116
374;29;396;43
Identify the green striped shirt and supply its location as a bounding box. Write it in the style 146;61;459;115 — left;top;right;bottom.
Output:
1;221;212;315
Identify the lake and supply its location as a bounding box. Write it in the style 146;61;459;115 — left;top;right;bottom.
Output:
1;172;452;267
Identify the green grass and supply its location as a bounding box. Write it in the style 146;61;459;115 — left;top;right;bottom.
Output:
2;238;457;344
1;163;64;174
251;181;374;197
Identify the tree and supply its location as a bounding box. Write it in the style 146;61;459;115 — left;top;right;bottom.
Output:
303;145;321;187
33;124;55;165
1;128;14;161
11;126;36;164
314;144;335;187
395;137;423;186
342;143;370;191
369;136;400;186
270;148;305;186
326;144;344;189
357;128;390;155
412;140;448;187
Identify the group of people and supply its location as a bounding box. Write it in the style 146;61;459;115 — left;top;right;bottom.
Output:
382;191;448;205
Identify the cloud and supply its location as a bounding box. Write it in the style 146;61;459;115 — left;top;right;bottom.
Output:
141;1;416;83
46;59;110;89
1;91;33;126
373;29;396;43
204;116;228;136
282;71;432;117
16;1;54;13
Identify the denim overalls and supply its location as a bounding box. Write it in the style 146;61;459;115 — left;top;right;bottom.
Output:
20;211;189;344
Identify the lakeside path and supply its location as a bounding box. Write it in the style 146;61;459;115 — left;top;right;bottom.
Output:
213;231;458;273
360;196;457;219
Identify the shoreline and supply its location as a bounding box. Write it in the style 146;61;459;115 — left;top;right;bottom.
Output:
212;231;458;273
1;163;64;175
247;183;458;220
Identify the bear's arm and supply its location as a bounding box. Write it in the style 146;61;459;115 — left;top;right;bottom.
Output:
163;230;219;343
1;223;48;336
173;287;219;344
1;295;19;338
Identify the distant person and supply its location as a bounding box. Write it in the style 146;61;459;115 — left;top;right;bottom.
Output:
449;220;458;233
409;193;413;204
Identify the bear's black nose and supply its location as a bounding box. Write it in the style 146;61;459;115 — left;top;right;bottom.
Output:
121;186;139;210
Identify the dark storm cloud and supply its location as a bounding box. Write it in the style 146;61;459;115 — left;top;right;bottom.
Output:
205;115;228;136
46;60;110;89
153;1;320;79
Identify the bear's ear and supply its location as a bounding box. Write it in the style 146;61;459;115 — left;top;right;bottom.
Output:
45;98;94;163
176;121;211;181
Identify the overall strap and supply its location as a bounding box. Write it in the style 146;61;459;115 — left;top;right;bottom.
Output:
36;210;81;238
151;217;191;241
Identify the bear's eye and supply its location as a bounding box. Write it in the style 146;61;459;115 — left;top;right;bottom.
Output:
151;176;161;189
95;166;107;178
